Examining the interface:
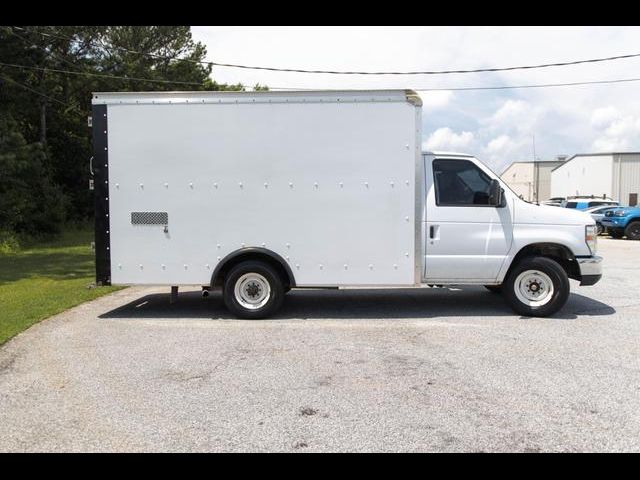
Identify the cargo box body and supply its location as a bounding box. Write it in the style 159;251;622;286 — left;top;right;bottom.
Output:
91;90;423;287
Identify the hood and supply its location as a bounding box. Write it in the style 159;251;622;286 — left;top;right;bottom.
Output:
515;199;594;225
605;206;640;216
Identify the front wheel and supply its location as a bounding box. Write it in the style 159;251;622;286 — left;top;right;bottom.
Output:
503;257;569;317
223;260;285;319
624;221;640;240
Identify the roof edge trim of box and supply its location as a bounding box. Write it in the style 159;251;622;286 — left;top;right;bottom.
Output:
404;90;422;107
91;89;423;106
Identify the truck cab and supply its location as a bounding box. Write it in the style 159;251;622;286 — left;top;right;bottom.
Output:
422;152;602;316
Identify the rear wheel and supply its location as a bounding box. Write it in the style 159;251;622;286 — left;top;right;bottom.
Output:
223;260;285;319
624;221;640;240
503;257;569;317
595;223;604;235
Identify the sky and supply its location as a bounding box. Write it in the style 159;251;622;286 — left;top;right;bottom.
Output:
191;26;640;173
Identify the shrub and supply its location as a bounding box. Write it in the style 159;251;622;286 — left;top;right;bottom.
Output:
0;230;20;255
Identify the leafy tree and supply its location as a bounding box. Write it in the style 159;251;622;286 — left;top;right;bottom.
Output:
0;112;66;236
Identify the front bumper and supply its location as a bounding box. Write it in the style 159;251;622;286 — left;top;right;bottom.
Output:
601;218;624;229
577;255;603;286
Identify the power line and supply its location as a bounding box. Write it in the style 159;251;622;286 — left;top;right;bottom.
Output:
248;77;640;92
12;26;640;77
8;26;90;74
0;61;206;86
203;54;640;76
0;74;82;112
413;76;640;91
3;60;640;94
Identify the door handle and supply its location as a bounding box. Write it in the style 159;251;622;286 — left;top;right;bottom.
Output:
429;225;435;238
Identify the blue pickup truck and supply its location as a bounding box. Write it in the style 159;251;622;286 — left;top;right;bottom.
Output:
601;207;640;240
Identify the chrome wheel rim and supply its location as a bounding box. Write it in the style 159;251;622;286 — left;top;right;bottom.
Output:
234;273;271;310
514;270;554;307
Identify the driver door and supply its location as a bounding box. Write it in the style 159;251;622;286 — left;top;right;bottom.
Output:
424;157;513;282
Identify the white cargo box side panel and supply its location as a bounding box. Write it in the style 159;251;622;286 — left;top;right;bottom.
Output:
105;94;419;286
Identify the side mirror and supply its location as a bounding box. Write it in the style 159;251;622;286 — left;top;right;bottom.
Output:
488;179;503;206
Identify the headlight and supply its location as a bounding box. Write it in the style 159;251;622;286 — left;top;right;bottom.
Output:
613;210;626;217
586;225;597;254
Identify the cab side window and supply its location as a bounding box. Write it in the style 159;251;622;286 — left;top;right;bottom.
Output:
433;159;492;206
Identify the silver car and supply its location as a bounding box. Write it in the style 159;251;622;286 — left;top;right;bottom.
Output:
584;205;621;234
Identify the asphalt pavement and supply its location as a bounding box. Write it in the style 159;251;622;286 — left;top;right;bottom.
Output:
1;238;638;452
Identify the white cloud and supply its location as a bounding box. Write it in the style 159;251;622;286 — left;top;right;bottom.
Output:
592;136;628;152
482;99;544;140
591;106;620;128
420;90;454;110
423;127;474;151
486;135;513;153
605;116;640;137
482;133;531;171
489;99;530;124
591;114;640;152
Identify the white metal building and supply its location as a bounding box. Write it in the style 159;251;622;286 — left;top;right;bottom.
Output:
500;159;566;202
550;152;640;206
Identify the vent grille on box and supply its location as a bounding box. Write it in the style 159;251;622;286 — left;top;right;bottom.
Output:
131;211;168;225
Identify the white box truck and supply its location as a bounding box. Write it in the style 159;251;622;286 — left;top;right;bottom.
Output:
91;89;602;318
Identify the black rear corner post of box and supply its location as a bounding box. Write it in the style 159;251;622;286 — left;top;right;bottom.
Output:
92;104;111;286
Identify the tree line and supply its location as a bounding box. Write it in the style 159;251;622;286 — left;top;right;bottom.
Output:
0;26;263;243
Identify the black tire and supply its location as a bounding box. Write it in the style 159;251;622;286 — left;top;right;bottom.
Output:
609;229;624;239
595;223;604;235
223;260;285;319
484;285;503;294
503;256;570;317
624;221;640;240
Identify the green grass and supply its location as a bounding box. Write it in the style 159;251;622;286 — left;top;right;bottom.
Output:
0;227;123;345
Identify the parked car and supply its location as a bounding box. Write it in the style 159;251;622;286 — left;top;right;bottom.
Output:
601;207;640;240
583;205;620;234
542;197;565;206
561;196;619;210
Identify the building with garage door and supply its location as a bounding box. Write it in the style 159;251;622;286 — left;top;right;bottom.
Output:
500;158;566;202
550;152;640;206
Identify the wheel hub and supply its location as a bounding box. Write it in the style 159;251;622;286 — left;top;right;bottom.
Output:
514;270;554;307
527;280;542;294
245;281;262;298
234;273;271;310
